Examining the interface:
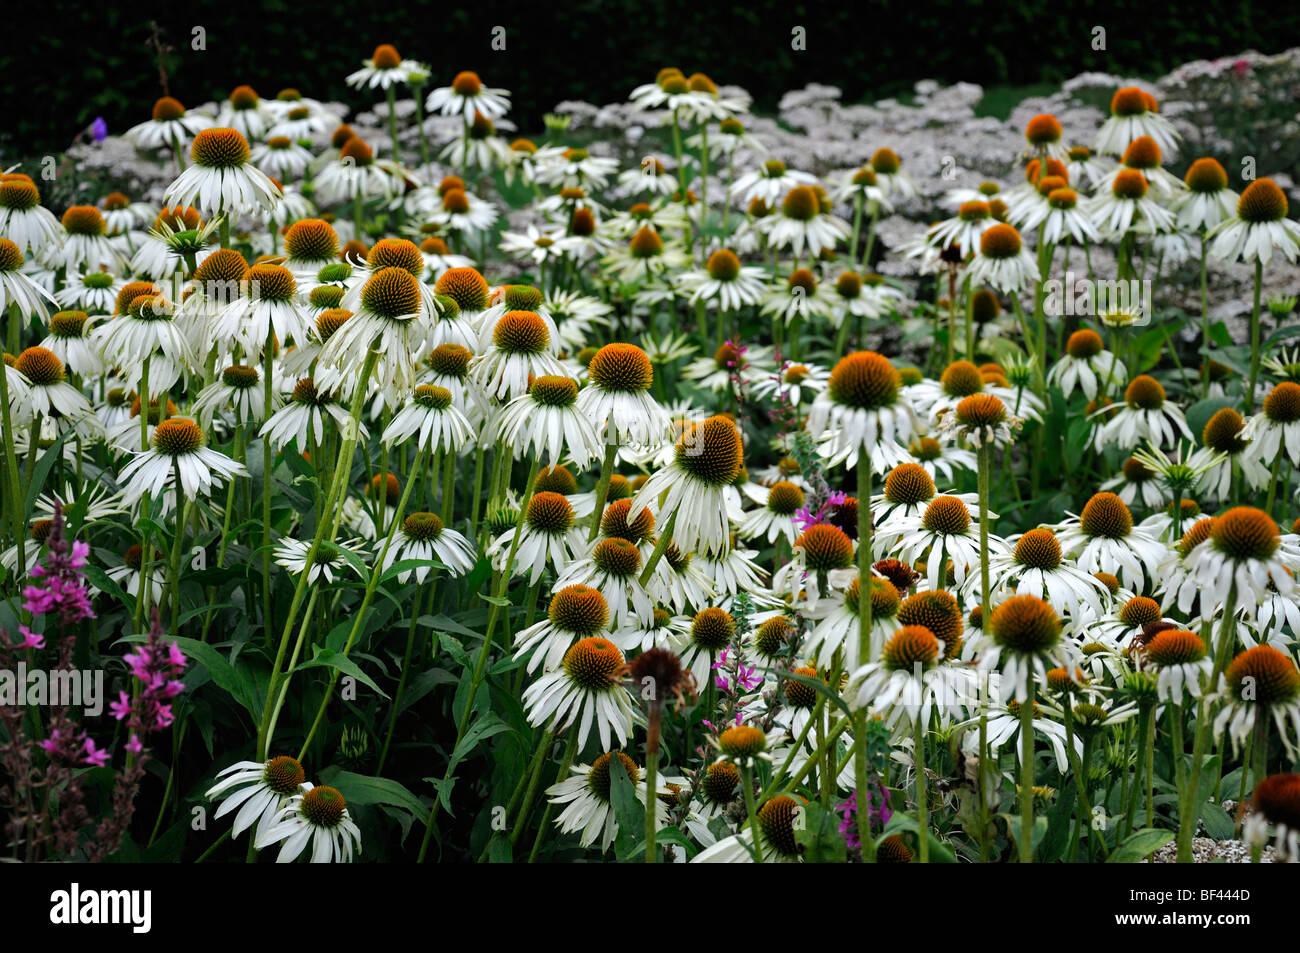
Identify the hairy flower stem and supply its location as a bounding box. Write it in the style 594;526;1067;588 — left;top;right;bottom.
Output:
976;443;995;857
524;730;579;863
295;444;427;759
587;442;619;542
1245;259;1263;414
854;461;877;861
419;456;542;855
1019;680;1036;862
644;699;663;862
741;762;765;863
1177;585;1238;861
638;510;677;586
0;322;27;576
254;347;378;763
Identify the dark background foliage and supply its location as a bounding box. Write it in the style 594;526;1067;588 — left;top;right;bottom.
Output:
5;0;1300;157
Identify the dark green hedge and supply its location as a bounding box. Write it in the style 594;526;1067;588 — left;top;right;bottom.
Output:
5;0;1300;156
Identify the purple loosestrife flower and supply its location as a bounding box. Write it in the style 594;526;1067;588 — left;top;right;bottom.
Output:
113;609;188;751
834;785;893;850
21;503;94;629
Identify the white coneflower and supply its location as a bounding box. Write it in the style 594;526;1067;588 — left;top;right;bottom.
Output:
1243;381;1300;468
601;225;689;283
555;536;655;630
125;96;213;153
761;267;836;328
1214;645;1300;759
261;377;362;450
546;752;670;852
873;462;949;546
426;70;511;122
831;164;893;217
380;512;477;583
978;594;1072;703
1173;157;1238;232
205;756;306;841
0;178;62;256
1096;136;1184;200
750;360;829;408
928;199;999;254
1100;455;1165;510
1048;329;1122;401
497;375;602;467
9;346;95;424
54;270;122;314
935;392;1024;449
415;235;474;281
514;583;610;673
1208;177;1300;266
191;364;274;428
867;147;915;201
251;135;313;181
164;128;280;218
216;85;271;140
629;70;733;122
761;185;850;259
266;91;340;138
1055;492;1166;592
314;138;399;206
345;44;427;90
127;206;216;281
1018;182;1100;245
894;494;1009;592
1140;628;1212;703
906;434;975;485
577;343;670;449
430;186;499;239
965;223;1038;293
983;527;1110;621
491;491;586;586
322;266;425;393
804;574;903;671
1188;507;1296;618
522;636;639;750
469;309;564;402
629;414;744;557
738;480;804;545
48;205;124;274
1187;406;1266;501
473;284;557;348
440;110;511;173
546;748;670;852
381;383;474;454
39;310;103;376
675;249;767;312
1094;86;1180;157
116;416;247;508
418;342;480;419
272;536;366;585
211;262;311;357
92;293;194;395
695;541;769;600
254;783;361;863
729;157;817;208
1093;374;1191;450
807;351;918;472
681;341;772;394
499;223;581;267
547;289;613;352
100;543;164;606
774;521;856;609
1086;169;1174;237
0;244;53;328
847;624;972;730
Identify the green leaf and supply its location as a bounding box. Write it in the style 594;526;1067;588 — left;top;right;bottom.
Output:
22;430;70;516
1201;802;1234;841
881;810;957;862
172;637;264;718
793;801;846;863
1184;397;1236;440
653;826;698;860
430;715;515;816
293;646;388;698
1107;828;1174;863
609;756;643;862
317;768;427;820
82;564;133;611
